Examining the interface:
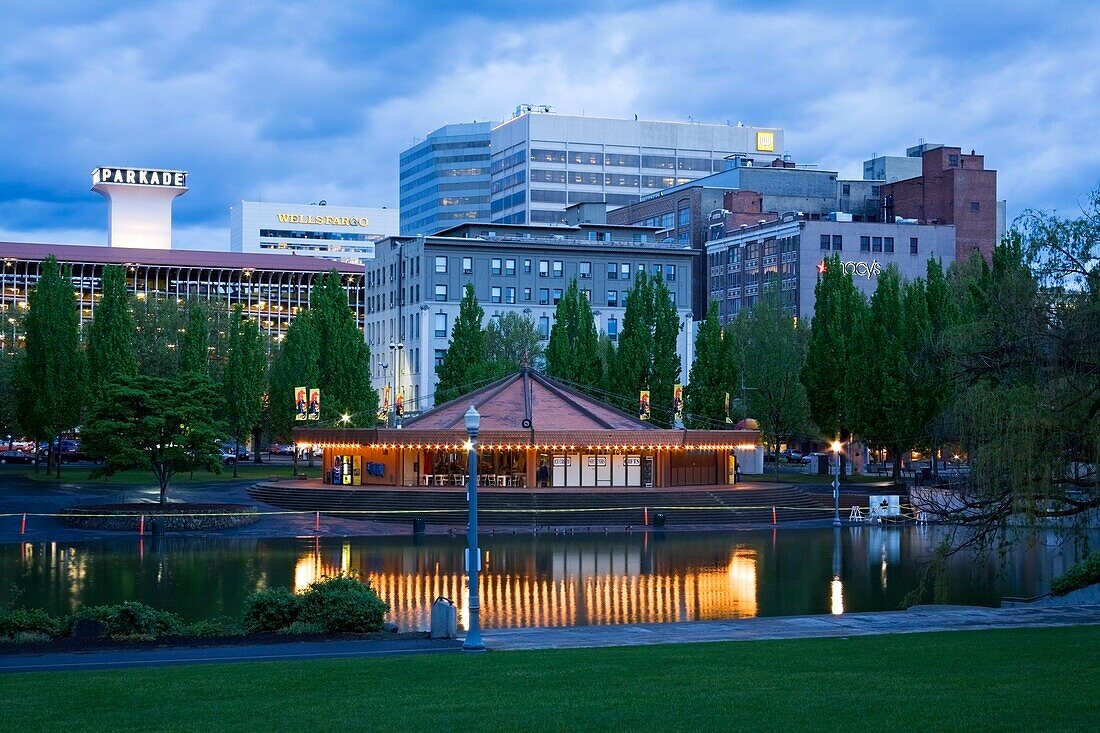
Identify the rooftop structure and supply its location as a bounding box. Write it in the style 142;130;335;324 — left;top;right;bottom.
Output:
230;201;397;264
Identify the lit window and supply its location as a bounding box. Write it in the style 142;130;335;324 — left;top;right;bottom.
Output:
462;257;473;274
434;313;448;338
434;284;447;301
491;258;502;275
491;286;502;303
435;256;447;273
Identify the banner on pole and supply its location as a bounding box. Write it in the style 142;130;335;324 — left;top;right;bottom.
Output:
307;389;320;420
395;390;405;417
295;387;307;421
639;390;651;421
378;385;390;422
673;383;684;424
724;392;733;424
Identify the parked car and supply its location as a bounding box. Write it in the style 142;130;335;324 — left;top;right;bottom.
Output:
0;450;34;465
267;443;295;456
37;440;101;464
220;441;250;461
219;450;238;466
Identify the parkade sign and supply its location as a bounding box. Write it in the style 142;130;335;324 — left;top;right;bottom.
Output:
93;167;187;188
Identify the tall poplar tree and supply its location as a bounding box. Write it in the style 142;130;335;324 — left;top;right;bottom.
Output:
802;255;865;464
222;305;266;477
650;275;682;428
269;310;321;441
685;301;735;428
312;270;377;425
179;303;211;377
435;283;486;405
546;279;601;388
19;255;85;476
86;265;136;399
609;270;654;413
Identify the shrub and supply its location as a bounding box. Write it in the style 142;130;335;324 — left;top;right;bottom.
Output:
185;617;243;637
12;631;52;644
75;602;184;638
298;574;389;633
1050;552;1100;596
278;621;326;635
242;586;302;632
0;608;68;640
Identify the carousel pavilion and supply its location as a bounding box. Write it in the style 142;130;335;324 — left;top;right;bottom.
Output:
295;369;763;490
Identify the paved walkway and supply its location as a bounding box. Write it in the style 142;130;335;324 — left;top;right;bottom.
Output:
2;605;1097;673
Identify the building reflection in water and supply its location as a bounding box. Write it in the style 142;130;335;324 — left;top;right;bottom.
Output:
292;540;758;631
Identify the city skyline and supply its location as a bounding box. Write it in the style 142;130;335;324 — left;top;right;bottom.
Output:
0;0;1096;251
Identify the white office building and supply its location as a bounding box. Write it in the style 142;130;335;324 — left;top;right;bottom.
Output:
490;106;784;225
230;201;398;264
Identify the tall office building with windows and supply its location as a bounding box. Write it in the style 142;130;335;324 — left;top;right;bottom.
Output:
490;106;784;225
399;122;494;235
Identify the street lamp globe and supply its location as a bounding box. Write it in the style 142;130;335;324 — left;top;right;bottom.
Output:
464;405;480;435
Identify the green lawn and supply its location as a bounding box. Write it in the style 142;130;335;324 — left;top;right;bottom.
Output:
3;462;322;484
745;470;888;486
2;627;1096;731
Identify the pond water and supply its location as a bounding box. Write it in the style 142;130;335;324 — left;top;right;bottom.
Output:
0;526;1090;631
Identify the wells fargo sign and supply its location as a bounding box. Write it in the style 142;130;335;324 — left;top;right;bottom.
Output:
277;213;370;227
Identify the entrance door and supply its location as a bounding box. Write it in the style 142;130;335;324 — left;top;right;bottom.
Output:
611;454;626;486
625;455;641;486
566;454;581;486
595;455;611;486
552;455;568;487
581;455;597;486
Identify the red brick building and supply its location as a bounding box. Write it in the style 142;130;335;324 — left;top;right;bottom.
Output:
884;146;997;261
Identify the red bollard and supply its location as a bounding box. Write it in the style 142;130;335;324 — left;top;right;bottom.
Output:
20;513;27;535
772;506;777;525
644;507;649;526
315;511;320;532
139;514;145;536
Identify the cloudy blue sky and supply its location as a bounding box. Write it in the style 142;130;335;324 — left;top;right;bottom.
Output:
0;0;1096;250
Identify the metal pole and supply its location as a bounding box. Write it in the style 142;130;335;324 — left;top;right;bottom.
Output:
832;445;841;527
463;407;485;652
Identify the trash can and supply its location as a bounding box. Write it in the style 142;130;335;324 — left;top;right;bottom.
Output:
412;517;426;534
652;513;666;528
430;596;457;639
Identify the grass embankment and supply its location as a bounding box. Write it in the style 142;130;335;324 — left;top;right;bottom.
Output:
2;463;322;484
744;471;887;486
2;627;1097;731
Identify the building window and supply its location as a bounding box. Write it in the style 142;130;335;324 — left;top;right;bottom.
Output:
582;289;591;302
842;184;851;195
579;261;592;279
434;256;447;273
434;313;448;338
505;286;516;304
637;263;646;273
677;208;690;227
832;235;843;251
910;237;919;255
434;349;446;367
949;154;959;167
538;316;549;340
434;284;447;301
820;235;831;251
552;288;563;305
462;257;473;274
539;288;549;305
607;317;618;341
607;262;618;279
884;237;894;253
860;236;871;252
491;286;502;303
552;260;563;278
491;258;502;275
505;259;516;276
871;185;881;197
651;264;663;280
523;287;532;301
539;260;549;277
872;237;883;252
620;263;630;280
524;259;532;274
970;201;980;212
607;290;618;307
666;265;676;282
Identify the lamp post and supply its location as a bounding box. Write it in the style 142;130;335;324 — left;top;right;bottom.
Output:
831;439;843;527
462;405;485;652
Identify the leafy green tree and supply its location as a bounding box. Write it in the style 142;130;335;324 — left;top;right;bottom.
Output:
802;254;865;470
222;306;266;477
483;311;543;376
435;283;486;405
19;255;85;476
546;279;601;388
312;271;377;425
268;310;321;441
86;265;136;399
609;270;654;413
83;373;225;503
0;351;21;445
650;275;682;428
179;304;211;377
731;280;811;477
132;296;186;379
685;302;734;428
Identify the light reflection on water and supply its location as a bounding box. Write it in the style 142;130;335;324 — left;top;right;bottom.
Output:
1;526;1092;631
